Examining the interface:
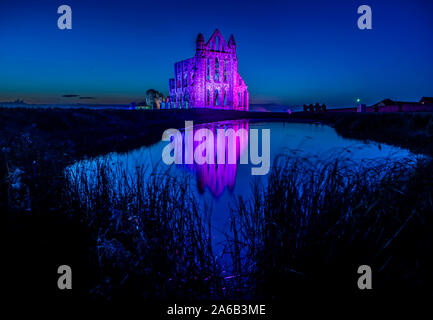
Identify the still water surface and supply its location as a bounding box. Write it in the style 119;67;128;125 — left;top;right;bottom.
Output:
68;120;417;245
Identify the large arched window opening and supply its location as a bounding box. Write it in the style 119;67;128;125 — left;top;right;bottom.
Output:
207;89;210;106
239;92;242;107
224;59;227;82
224;90;227;106
207;58;210;81
215;58;219;82
185;93;189;109
215;89;219;106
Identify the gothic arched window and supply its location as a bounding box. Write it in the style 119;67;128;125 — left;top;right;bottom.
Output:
207;58;210;81
215;58;219;82
215;89;219;106
239;92;242;107
207;89;210;106
224;90;227;106
224;59;227;82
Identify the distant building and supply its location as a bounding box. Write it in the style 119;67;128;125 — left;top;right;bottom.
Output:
372;99;419;107
420;97;433;105
370;98;433;112
167;29;249;110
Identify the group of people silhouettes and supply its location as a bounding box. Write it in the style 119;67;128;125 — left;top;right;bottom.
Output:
303;103;327;112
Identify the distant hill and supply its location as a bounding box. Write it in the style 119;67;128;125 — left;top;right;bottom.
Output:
0;102;130;109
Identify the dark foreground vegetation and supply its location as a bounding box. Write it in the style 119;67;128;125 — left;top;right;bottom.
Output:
3;108;433;309
229;156;433;300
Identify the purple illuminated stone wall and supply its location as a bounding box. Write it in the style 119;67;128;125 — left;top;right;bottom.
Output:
168;29;249;110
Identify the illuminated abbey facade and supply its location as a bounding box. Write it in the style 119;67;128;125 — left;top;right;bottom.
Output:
168;29;249;110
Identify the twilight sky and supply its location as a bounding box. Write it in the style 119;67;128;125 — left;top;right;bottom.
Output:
0;0;432;107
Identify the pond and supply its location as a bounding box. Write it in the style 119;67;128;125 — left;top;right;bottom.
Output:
67;120;417;247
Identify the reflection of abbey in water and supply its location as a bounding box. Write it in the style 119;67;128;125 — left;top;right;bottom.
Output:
168;29;249;110
180;121;249;197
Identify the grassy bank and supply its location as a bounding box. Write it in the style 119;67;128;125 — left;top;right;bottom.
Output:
3;107;432;162
0;107;291;164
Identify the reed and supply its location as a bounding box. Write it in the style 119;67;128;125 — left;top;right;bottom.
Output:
64;161;223;300
226;155;433;299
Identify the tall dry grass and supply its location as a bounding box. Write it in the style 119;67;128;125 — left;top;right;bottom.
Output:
226;155;433;299
65;161;223;300
63;154;433;300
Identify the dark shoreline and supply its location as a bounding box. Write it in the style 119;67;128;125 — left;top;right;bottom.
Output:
2;107;432;168
1;108;293;166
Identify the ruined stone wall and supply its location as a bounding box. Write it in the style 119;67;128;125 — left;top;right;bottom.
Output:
168;30;248;110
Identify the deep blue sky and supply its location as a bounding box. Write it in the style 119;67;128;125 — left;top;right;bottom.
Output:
1;0;432;107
